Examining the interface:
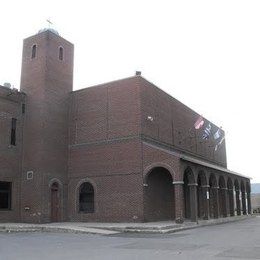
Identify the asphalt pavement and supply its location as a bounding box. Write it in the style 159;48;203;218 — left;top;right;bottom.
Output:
0;216;259;260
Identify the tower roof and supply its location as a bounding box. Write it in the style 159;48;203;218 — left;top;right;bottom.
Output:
38;28;59;36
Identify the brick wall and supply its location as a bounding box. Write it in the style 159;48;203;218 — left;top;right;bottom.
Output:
68;78;143;221
139;77;227;167
69;76;141;144
0;86;25;222
68;139;144;222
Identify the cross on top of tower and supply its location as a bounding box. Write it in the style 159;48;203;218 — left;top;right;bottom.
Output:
38;19;59;36
46;19;53;28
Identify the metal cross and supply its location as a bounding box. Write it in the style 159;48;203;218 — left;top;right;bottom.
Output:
46;19;53;28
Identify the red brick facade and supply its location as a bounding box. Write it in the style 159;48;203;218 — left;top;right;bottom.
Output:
0;29;251;223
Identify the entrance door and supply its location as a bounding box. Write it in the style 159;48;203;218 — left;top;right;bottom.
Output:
51;182;60;222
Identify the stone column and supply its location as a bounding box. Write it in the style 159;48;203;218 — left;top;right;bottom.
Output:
247;192;252;214
245;192;248;215
242;191;247;215
236;189;241;215
188;183;198;222
173;181;184;223
226;188;230;217
201;185;210;220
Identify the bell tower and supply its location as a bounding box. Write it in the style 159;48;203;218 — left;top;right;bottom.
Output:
20;29;74;222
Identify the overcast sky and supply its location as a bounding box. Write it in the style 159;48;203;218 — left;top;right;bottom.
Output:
1;0;259;183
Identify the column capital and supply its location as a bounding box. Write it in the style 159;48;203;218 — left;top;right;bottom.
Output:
143;183;148;187
188;183;198;186
211;186;219;189
172;181;184;185
201;185;210;188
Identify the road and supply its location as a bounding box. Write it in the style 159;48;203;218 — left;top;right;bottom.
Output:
0;217;259;260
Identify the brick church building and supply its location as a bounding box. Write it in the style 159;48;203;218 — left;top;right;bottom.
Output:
0;29;251;223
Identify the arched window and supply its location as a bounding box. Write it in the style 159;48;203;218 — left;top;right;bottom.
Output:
79;182;94;213
59;47;64;60
31;44;37;59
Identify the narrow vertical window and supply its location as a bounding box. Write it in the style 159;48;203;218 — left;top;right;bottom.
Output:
0;182;11;210
10;118;17;146
31;44;37;59
59;47;64;60
22;104;25;114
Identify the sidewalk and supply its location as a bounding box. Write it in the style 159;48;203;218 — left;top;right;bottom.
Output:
0;215;253;235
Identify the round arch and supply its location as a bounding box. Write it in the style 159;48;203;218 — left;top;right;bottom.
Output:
144;167;174;221
227;178;233;189
75;178;97;214
197;170;207;186
183;167;196;184
143;163;175;185
49;178;63;188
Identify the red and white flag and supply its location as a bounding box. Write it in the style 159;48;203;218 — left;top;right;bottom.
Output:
194;115;204;130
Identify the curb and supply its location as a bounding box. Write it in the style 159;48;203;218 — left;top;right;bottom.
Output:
0;215;255;235
0;226;119;235
104;215;255;234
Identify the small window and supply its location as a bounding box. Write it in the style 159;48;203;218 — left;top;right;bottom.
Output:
31;44;37;59
79;182;94;213
22;104;25;114
59;47;64;60
0;182;11;210
10;118;17;146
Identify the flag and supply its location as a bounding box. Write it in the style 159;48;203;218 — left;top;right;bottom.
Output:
215;136;225;151
194;115;204;130
218;136;225;145
214;128;221;140
202;123;211;139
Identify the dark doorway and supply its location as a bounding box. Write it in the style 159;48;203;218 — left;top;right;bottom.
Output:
144;167;174;221
51;182;60;222
209;174;219;218
0;182;11;210
197;171;207;219
246;182;251;214
241;182;247;215
183;167;197;221
234;179;241;215
218;176;227;217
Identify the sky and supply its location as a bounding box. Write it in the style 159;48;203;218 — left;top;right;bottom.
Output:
1;0;259;183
